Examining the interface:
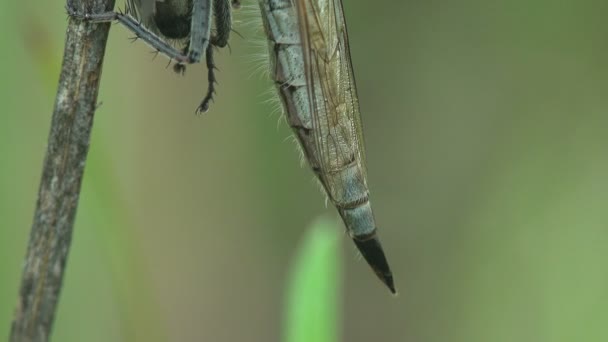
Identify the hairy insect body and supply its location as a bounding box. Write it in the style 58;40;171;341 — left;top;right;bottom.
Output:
69;0;233;111
153;0;194;39
263;1;373;239
260;0;395;293
127;0;205;47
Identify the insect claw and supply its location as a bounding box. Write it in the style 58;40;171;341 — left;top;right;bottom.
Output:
173;63;186;75
196;102;209;114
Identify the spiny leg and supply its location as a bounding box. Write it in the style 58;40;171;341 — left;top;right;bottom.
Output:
69;1;233;113
197;45;218;113
188;0;213;63
172;0;215;77
66;5;191;64
173;43;190;75
196;0;234;113
213;0;233;48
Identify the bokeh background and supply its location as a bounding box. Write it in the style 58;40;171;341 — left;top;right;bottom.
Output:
2;1;608;341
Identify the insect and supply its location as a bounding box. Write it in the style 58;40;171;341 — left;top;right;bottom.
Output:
67;0;239;112
259;0;395;293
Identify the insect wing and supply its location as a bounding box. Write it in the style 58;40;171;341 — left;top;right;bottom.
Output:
295;0;368;200
126;0;155;26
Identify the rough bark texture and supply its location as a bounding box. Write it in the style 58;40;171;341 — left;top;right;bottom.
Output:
10;0;115;340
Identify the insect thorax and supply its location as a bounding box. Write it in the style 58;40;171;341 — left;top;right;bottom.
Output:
153;0;193;39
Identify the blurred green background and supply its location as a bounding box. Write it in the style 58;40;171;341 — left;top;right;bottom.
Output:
2;0;608;341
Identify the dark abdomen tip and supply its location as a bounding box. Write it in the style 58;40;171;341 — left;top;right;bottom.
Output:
353;235;396;294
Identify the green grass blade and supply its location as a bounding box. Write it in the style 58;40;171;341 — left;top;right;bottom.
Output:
284;217;342;342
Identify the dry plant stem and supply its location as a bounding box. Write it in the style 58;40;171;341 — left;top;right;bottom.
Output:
10;0;115;341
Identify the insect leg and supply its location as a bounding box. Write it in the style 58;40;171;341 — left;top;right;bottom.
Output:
197;46;218;113
212;0;233;48
195;0;233;113
66;6;191;63
187;0;213;63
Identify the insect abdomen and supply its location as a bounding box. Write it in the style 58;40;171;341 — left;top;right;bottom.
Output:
325;161;376;238
263;0;376;239
262;0;320;168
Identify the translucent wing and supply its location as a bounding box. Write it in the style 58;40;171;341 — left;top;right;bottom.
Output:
126;0;155;25
265;0;395;292
295;0;368;201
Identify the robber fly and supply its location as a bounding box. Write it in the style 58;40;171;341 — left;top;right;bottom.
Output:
259;0;395;293
67;0;240;112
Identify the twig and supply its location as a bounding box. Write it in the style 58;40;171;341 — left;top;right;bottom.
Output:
10;0;115;340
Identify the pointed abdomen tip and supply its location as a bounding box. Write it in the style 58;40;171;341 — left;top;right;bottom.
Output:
352;235;396;295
